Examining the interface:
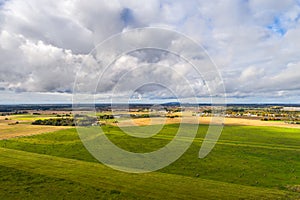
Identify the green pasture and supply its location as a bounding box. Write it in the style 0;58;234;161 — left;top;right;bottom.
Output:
0;124;299;199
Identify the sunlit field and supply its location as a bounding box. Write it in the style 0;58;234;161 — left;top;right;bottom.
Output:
0;121;299;199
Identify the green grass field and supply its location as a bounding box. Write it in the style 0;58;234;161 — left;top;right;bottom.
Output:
0;124;299;199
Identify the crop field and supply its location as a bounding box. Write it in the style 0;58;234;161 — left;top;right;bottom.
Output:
0;115;71;140
0;121;299;199
116;116;300;129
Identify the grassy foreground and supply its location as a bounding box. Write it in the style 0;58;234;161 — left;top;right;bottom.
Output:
0;124;299;199
0;147;297;199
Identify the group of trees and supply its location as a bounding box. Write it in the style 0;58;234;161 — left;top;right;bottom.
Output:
32;118;75;126
261;118;281;121
130;114;178;118
130;114;151;118
32;115;100;127
98;114;114;120
167;115;179;118
56;114;71;117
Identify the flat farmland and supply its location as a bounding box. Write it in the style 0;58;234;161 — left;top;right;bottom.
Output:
0;115;71;139
0;122;299;199
116;116;300;129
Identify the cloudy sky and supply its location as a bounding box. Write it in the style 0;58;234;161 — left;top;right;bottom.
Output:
0;0;300;104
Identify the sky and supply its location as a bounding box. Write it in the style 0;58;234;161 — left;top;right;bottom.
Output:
0;0;300;104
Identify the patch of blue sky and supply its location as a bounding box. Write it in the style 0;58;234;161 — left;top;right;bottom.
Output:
120;8;135;27
295;13;300;22
0;0;8;7
267;16;287;36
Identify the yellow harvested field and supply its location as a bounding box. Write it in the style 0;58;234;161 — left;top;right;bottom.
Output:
115;116;300;129
0;119;71;140
200;117;300;128
116;117;182;126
